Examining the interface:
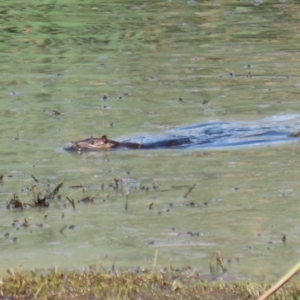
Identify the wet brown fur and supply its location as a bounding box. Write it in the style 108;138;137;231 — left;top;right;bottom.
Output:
66;135;145;151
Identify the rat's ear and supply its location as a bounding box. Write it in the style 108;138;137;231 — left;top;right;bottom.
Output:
101;135;108;143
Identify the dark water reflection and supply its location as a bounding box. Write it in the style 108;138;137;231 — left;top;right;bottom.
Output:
122;114;300;149
1;0;300;281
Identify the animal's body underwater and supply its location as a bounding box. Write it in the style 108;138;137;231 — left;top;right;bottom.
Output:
64;116;300;152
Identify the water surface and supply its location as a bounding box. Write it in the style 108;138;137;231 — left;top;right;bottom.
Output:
1;0;300;281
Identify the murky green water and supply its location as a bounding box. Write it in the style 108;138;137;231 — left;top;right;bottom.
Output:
1;0;300;281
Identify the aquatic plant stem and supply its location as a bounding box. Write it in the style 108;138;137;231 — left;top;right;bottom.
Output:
257;261;300;300
153;249;158;270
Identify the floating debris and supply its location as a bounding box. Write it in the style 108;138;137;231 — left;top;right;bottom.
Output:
183;184;196;198
46;179;64;199
29;193;50;207
7;194;25;209
31;175;39;183
69;184;86;189
77;196;96;204
66;197;76;210
52;110;61;115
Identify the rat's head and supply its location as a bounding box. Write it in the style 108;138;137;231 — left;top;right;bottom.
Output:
64;135;118;151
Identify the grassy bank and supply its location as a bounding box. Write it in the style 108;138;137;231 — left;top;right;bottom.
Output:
2;264;300;300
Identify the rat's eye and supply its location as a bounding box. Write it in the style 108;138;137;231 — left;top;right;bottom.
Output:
89;139;94;145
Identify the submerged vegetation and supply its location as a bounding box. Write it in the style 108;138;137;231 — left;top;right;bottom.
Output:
6;178;64;209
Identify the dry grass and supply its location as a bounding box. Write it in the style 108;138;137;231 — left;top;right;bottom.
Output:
1;265;300;300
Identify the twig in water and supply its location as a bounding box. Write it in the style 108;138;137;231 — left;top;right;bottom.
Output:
153;249;158;270
216;251;227;273
111;257;117;277
66;197;76;210
124;192;129;210
47;179;64;199
31;175;39;183
184;184;196;198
